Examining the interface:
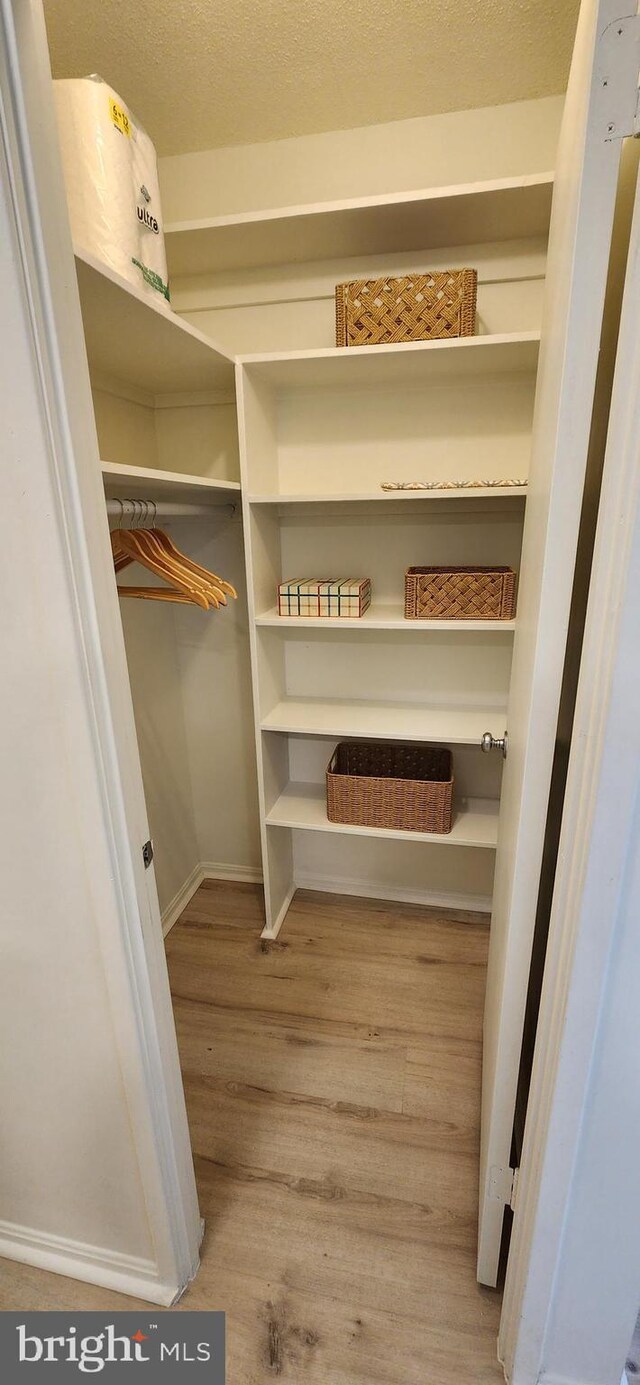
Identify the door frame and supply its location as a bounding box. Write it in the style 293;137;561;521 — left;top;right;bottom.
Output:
476;0;640;1287
499;150;640;1383
1;0;201;1302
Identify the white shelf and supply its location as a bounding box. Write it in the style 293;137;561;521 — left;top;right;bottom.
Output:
75;248;235;396
249;486;528;505
165;172;554;277
238;331;540;391
101;461;241;502
261;697;504;746
256;603;515;632
266;782;498;849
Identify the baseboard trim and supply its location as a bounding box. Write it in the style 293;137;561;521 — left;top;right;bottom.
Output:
162;863;490;940
161;864;204;937
161;862;264;937
200;861;263;885
0;1220;178;1306
294;873;492;915
260;884;296;942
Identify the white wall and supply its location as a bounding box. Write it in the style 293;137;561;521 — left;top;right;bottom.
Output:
120;598;200;911
173;516;261;877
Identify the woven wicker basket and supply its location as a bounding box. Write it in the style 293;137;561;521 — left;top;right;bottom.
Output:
327;741;454;834
335;269;477;348
405;566;517;620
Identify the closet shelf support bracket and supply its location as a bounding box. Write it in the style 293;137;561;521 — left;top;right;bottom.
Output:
481;730;508;759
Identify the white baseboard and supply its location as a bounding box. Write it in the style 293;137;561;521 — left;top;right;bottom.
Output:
161;863;205;937
0;1220;178;1306
162;863;490;940
260;884;296;942
294;872;492;915
200;861;263;885
161;861;263;937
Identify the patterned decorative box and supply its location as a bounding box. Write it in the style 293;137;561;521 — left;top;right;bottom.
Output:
277;577;372;618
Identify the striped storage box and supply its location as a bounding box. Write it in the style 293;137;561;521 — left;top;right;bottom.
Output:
277;577;372;618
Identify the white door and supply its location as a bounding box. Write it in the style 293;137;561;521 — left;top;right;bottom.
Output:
478;0;639;1285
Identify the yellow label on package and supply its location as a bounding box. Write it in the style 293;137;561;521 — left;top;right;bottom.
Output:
109;97;131;138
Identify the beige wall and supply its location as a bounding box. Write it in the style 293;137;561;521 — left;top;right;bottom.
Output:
93;383;260;915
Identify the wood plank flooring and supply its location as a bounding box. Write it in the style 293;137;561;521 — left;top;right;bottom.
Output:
0;881;503;1383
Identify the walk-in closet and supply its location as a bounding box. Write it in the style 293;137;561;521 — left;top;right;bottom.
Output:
2;0;638;1379
76;158;551;932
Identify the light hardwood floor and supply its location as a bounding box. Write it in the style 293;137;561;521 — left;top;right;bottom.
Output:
0;881;503;1383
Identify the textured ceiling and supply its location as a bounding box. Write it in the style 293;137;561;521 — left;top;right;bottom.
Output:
44;0;579;157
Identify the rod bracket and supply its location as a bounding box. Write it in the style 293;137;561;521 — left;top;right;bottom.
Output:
481;730;508;759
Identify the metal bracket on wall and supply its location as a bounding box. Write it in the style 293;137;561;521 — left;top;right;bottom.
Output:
481;730;508;758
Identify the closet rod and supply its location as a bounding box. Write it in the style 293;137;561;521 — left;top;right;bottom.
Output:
106;498;236;520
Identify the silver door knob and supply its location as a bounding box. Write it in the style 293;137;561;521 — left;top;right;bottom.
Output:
481;730;508;758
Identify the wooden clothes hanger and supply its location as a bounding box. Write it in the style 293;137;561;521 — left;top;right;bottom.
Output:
111;528;210;608
110;512;236;609
122;529;217;607
153;529;237;601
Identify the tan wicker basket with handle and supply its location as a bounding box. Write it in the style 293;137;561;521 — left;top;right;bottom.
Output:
404;566;517;620
335;269;477;347
326;741;454;834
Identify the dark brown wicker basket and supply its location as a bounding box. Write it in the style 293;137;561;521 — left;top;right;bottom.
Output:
326;741;454;834
405;566;517;620
335;269;477;347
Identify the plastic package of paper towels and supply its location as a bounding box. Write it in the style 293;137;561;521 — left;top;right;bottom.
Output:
54;75;170;302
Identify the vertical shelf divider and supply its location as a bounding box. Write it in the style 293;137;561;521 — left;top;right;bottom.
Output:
236;363;294;936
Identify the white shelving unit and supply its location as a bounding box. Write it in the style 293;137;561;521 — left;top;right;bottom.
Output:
256;603;516;631
165;171;554;276
75;248;235;396
235;167;544;935
74;247;247;951
72;251;241;506
101;460;241;504
260;698;506;745
266;782;499;849
249;487;528;505
239;331;540;390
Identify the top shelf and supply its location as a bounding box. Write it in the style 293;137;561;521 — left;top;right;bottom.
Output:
165;172;554;277
74;249;235;398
